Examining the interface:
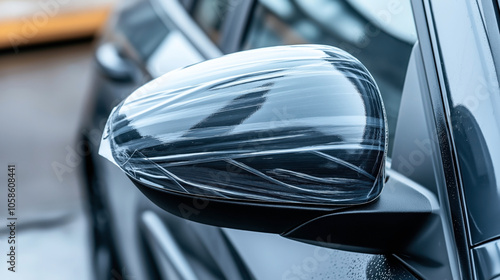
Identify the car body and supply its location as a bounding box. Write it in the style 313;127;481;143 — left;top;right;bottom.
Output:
81;0;500;279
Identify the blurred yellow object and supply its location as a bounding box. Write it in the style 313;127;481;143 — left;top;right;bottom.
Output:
0;4;112;50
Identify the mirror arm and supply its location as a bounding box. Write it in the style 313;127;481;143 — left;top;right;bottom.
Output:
282;170;439;254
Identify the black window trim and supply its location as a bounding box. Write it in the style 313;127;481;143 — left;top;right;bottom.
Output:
219;0;256;53
152;0;222;60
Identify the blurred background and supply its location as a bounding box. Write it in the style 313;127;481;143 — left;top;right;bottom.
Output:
0;0;416;279
0;1;114;279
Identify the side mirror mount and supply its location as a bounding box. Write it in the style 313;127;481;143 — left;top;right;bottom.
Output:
99;45;436;254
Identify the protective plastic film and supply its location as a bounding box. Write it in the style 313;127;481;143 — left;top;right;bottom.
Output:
100;45;387;205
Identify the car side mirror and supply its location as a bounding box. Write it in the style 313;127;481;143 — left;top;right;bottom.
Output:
99;45;436;254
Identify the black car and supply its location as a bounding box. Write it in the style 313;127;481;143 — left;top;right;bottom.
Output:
81;0;500;279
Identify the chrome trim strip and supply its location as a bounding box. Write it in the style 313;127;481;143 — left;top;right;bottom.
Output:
141;211;198;280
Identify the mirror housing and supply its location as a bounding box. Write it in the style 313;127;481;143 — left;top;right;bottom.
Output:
100;45;434;253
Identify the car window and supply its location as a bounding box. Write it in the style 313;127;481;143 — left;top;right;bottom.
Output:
192;0;233;45
242;0;417;156
117;0;170;61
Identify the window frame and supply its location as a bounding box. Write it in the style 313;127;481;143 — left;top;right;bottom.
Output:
188;0;249;49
